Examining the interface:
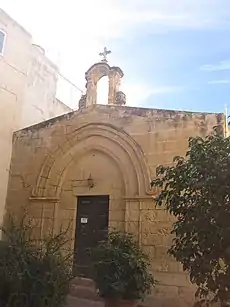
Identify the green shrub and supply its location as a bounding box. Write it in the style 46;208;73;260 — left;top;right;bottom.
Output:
91;230;155;301
0;212;73;307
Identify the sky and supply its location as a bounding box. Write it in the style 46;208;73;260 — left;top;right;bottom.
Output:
1;0;230;113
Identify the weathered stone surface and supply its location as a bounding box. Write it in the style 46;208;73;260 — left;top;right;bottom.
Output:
5;104;225;305
84;62;124;106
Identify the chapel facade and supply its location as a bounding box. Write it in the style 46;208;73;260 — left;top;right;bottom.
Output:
5;50;226;306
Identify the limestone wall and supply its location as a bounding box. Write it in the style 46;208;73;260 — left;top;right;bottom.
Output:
6;105;224;306
0;9;72;224
20;45;72;128
0;9;31;226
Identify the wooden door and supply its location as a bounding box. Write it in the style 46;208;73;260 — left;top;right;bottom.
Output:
73;195;109;277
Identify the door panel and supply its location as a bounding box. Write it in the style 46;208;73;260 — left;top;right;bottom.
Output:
73;195;109;277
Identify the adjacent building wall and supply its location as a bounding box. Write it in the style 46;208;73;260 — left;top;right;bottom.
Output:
6;105;224;306
20;44;72;128
0;9;72;224
0;9;31;224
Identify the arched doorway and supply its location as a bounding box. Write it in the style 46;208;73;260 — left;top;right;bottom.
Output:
32;122;150;277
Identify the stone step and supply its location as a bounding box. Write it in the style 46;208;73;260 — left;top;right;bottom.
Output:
66;296;104;307
68;277;144;306
71;277;95;288
69;284;103;302
69;277;103;302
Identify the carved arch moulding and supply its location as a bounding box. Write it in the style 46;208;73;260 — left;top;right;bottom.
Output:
32;123;151;200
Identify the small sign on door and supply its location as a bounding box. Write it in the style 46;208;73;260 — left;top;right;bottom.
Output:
81;217;88;224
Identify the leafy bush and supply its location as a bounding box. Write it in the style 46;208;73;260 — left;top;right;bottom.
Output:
151;130;230;305
91;230;155;301
0;212;73;307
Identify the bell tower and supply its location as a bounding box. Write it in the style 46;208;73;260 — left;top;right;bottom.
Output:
78;47;126;109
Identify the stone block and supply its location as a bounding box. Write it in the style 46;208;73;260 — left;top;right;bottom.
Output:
141;209;157;222
155;245;172;259
155;271;190;287
60;191;75;209
141;209;175;224
143;295;189;307
109;221;125;231
142;221;172;236
43;208;54;219
61;209;75;220
141;233;173;247
142;245;156;259
109;210;125;222
153;285;179;298
38;176;48;189
141;220;161;234
61;218;74;231
132;134;150;153
28;207;42;219
151;259;181;273
154;209;175;222
28;202;43;211
44;202;55;210
109;199;125;210
125;209;139;222
46;185;58;197
178;285;196;302
31;227;41;240
37;187;46;197
125;201;139;211
164;140;181;152
49;173;61;187
30;217;42;228
126;221;139;234
42;218;54;235
140;201;156;210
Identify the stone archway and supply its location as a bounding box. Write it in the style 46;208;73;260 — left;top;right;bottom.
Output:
31;122;151;240
33;122;150;199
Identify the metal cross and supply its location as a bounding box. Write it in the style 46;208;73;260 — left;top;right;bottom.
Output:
99;47;111;62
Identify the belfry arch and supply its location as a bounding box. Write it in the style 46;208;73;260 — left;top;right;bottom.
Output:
85;62;124;107
78;47;126;108
97;75;109;105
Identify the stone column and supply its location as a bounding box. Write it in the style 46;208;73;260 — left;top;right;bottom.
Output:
108;74;115;104
85;79;97;107
108;72;122;105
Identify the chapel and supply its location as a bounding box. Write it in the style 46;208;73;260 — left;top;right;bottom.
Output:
5;48;225;306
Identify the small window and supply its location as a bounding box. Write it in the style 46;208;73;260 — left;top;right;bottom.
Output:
0;30;6;55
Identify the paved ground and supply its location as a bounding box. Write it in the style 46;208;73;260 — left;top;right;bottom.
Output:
66;296;104;307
